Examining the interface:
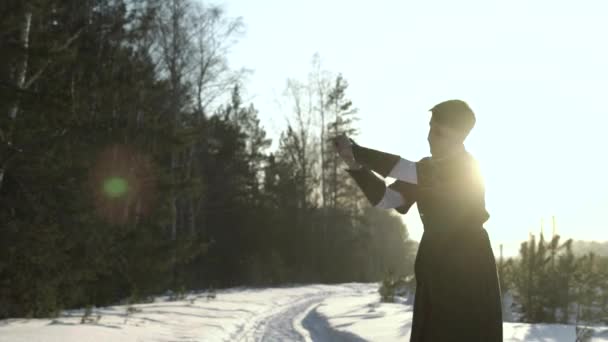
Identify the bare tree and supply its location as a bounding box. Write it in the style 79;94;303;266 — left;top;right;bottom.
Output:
1;8;83;192
280;78;318;211
151;0;244;239
191;5;245;115
309;54;331;208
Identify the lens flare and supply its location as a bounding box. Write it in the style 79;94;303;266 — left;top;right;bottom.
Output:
103;177;128;198
88;144;156;225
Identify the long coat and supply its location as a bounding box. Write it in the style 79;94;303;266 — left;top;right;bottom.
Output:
348;146;503;342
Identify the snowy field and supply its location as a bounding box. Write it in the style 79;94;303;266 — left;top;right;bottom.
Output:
1;283;607;342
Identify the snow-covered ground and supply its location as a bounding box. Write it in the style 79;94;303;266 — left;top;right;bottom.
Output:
1;283;607;342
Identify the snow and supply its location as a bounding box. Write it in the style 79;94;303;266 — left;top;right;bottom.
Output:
1;283;607;342
315;287;608;342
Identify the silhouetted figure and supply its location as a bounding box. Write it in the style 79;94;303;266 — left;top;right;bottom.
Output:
333;100;502;342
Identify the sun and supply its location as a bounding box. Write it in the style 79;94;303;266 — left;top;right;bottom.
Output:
468;125;606;245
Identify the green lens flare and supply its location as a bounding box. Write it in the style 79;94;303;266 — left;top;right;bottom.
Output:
103;177;128;198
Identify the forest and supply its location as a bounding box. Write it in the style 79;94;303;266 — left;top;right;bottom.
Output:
0;0;417;318
2;0;606;328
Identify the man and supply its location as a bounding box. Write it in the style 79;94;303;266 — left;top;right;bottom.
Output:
333;100;502;341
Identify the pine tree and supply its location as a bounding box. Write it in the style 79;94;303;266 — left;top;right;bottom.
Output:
557;238;576;323
324;74;361;214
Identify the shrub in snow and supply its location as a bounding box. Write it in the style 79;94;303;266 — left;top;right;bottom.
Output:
126;306;142;314
80;305;101;324
123;305;142;324
379;271;414;303
206;287;217;300
379;280;395;303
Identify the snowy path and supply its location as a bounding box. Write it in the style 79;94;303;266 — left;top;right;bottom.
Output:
235;284;367;341
248;293;327;341
1;283;607;341
0;284;365;342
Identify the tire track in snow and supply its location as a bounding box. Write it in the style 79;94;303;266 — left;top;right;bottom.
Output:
234;284;367;342
259;295;328;341
232;291;329;342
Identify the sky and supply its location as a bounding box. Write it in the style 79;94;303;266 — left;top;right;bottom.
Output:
221;0;608;255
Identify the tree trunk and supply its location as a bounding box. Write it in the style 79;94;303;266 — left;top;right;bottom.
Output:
1;11;32;192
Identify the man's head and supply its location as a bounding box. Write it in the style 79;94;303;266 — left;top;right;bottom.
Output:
427;99;476;156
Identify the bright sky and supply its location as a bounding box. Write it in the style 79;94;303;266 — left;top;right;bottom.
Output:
222;0;608;256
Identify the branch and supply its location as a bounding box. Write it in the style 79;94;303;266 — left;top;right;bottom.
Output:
24;26;85;90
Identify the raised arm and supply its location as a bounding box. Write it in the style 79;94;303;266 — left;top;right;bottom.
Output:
339;136;418;184
332;134;418;214
346;167;417;214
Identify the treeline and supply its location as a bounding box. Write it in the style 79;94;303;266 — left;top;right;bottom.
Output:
572;240;608;257
498;224;608;325
0;0;416;318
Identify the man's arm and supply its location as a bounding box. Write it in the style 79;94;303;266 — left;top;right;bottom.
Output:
332;134;417;213
347;167;416;214
332;134;418;184
350;140;418;184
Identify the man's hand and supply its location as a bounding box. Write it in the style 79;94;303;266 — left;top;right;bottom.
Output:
331;134;362;170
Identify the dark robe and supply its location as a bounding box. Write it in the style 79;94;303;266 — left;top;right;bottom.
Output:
347;142;503;342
